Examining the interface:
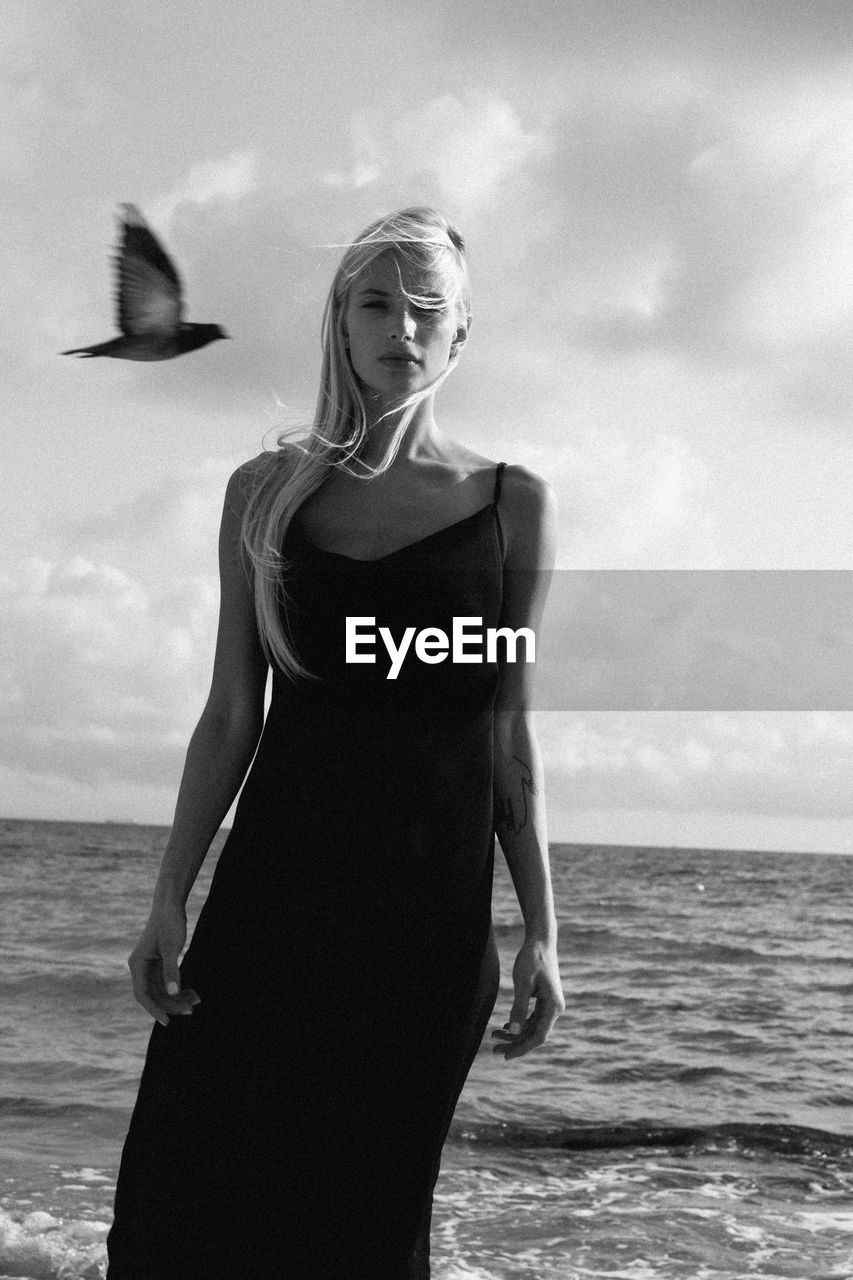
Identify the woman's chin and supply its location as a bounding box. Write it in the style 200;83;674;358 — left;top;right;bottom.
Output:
358;379;424;409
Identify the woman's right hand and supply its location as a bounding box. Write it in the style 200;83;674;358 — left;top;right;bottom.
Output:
128;901;201;1027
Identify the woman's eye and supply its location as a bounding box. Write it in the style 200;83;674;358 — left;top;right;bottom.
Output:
358;299;446;317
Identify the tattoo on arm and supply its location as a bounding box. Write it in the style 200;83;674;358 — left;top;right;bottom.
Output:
496;754;536;835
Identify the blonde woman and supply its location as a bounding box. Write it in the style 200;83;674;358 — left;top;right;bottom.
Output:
107;207;564;1279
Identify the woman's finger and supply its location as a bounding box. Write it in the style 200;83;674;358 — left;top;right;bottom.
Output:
129;959;168;1025
162;954;181;996
493;996;564;1059
131;977;199;1024
129;953;188;1026
491;1006;538;1050
131;977;171;1026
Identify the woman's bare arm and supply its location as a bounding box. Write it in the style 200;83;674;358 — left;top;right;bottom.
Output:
152;459;269;905
494;710;556;944
490;466;565;1060
129;457;270;1024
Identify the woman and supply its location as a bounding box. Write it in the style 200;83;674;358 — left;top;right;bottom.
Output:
106;206;564;1279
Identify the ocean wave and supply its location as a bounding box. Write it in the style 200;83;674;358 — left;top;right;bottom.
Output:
596;1062;732;1085
0;973;126;997
808;1092;853;1108
0;1096;120;1122
448;1118;853;1160
0;1207;106;1280
653;940;769;964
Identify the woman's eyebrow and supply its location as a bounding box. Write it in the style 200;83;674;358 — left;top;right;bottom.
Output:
356;284;443;301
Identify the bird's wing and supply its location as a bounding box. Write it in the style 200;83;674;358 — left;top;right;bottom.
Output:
115;204;184;339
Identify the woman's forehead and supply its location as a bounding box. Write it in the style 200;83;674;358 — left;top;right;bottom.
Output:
353;250;455;296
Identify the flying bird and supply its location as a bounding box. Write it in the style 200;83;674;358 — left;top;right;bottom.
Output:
62;204;229;360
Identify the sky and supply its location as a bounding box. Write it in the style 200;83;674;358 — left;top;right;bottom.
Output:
2;0;852;851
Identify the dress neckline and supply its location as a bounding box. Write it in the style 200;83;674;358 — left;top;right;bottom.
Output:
292;500;496;565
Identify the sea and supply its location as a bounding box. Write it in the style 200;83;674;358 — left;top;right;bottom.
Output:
1;816;852;1280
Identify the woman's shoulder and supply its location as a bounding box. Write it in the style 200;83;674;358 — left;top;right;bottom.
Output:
446;446;557;555
226;443;305;504
497;463;559;567
233;443;304;482
454;447;553;503
499;462;556;506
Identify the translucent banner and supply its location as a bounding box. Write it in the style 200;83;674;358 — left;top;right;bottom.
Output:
530;571;853;710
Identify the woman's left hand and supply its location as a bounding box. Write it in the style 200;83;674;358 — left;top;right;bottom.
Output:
491;938;565;1061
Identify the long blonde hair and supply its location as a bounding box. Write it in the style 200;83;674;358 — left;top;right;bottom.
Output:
241;206;473;682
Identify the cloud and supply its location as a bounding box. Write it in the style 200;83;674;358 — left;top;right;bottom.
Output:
555;426;714;568
324;113;383;191
394;93;554;210
148;150;260;232
540;712;853;820
0;461;230;790
448;72;853;432
325;92;554;213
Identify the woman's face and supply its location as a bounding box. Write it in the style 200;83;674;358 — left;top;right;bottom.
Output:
342;252;466;400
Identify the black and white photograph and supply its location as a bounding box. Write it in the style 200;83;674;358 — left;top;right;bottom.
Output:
1;1;852;1276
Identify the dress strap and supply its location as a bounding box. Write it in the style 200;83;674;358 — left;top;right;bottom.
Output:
493;463;507;565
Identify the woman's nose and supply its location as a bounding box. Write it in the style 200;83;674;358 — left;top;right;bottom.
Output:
388;308;416;340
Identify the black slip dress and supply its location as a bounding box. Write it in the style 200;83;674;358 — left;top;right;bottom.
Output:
106;461;508;1280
